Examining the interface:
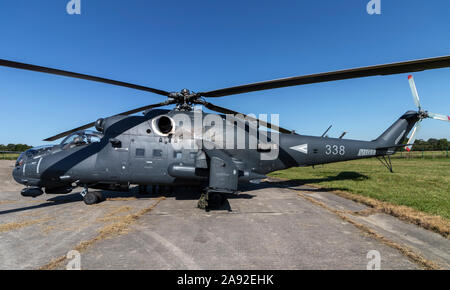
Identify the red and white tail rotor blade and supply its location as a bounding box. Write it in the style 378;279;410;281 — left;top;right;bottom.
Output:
428;112;450;122
408;75;421;110
405;122;422;152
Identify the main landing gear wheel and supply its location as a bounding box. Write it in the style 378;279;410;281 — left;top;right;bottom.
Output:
208;192;225;208
197;189;227;210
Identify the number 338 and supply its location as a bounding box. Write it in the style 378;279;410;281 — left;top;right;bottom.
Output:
325;145;345;156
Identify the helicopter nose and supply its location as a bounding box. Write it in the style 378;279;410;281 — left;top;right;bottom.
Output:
12;166;24;185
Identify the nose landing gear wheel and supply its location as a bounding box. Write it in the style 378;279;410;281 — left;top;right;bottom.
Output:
83;192;99;205
81;187;103;205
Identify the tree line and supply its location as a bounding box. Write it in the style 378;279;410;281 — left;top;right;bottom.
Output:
0;144;33;152
412;138;449;151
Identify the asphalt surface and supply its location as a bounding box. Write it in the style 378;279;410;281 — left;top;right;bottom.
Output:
0;160;448;270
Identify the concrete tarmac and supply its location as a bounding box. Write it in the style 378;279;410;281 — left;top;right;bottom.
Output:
0;160;448;270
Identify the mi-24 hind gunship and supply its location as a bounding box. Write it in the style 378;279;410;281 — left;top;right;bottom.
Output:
1;56;449;209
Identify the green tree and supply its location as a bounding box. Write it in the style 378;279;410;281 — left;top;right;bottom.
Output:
437;139;448;151
0;143;32;152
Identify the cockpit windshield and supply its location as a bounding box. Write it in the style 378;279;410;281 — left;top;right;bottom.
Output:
15;152;26;167
60;130;103;149
24;145;54;159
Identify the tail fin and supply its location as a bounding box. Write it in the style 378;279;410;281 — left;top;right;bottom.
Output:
374;111;420;148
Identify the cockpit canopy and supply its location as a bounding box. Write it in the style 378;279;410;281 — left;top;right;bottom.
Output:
24;145;54;158
15;145;54;166
60;130;103;149
14;131;103;166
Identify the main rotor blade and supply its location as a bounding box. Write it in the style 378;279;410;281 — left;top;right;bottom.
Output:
0;59;171;97
199;55;450;98
196;100;292;134
43;100;175;141
43;122;97;142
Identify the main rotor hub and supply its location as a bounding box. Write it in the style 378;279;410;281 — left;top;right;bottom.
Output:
169;89;201;111
181;88;190;95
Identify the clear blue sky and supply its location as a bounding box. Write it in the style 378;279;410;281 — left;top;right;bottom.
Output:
0;0;449;146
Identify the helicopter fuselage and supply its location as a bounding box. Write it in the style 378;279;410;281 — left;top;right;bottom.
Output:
12;109;419;196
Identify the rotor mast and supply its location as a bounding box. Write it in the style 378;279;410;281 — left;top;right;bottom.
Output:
168;88;201;111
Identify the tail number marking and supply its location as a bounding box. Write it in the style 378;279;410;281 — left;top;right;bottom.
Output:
325;145;345;156
358;149;376;157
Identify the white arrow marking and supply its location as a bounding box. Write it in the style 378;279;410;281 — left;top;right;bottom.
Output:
290;144;308;154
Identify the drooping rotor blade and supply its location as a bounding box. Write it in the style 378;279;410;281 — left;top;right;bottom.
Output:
195;100;292;134
43;122;97;142
43;100;175;141
199;55;450;98
405;121;422;152
428;112;450;122
0;59;171;97
408;75;421;110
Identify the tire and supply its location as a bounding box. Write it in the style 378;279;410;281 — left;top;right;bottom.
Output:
94;191;104;201
208;192;224;208
83;192;99;205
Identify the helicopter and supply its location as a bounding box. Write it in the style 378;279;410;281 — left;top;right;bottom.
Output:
1;56;449;209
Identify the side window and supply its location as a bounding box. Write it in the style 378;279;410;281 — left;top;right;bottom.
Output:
153;149;162;157
88;135;101;143
174;151;182;159
135;148;145;157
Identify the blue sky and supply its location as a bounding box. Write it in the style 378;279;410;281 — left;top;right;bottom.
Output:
0;0;449;146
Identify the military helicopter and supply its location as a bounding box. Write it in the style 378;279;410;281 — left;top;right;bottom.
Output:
1;56;449;209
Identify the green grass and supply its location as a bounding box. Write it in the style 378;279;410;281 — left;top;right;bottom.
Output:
269;158;450;220
0;153;19;160
392;150;449;159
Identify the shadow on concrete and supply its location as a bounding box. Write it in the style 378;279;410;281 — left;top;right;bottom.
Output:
0;185;255;215
266;171;369;192
0;193;83;216
0;172;365;215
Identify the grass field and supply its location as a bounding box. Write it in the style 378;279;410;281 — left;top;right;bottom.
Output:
269;158;450;220
0;154;19;160
392;150;449;159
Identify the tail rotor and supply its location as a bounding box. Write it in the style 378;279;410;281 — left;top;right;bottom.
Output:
405;121;421;152
428;112;450;122
405;75;450;151
408;75;422;110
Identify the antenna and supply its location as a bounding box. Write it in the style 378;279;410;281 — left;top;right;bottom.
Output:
321;125;332;138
